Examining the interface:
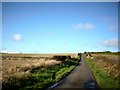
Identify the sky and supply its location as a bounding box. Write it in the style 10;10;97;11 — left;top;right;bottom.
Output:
2;2;119;53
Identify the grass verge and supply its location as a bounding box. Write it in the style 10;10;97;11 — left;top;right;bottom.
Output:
85;57;120;88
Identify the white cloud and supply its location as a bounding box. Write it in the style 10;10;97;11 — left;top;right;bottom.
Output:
103;38;118;48
73;22;94;30
13;34;22;41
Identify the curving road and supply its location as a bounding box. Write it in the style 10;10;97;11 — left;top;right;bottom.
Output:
50;54;100;89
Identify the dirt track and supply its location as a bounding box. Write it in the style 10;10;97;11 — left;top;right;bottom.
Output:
52;55;100;89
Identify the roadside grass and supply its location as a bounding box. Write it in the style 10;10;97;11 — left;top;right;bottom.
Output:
3;57;80;89
25;58;80;89
85;57;120;88
56;65;75;81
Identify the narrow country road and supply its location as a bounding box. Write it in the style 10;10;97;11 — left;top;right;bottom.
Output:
50;54;100;89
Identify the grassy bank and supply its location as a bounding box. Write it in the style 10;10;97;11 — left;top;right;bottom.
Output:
84;55;119;88
2;57;80;89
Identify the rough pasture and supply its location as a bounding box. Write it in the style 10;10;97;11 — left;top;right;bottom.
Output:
1;53;79;89
91;54;119;79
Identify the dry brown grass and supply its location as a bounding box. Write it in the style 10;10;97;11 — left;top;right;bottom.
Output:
92;54;120;78
1;53;79;89
2;53;77;85
2;53;77;58
92;54;119;61
2;58;61;83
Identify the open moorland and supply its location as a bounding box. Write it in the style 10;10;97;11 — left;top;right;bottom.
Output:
1;53;79;89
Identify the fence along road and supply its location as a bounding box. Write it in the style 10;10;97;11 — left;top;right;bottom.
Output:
51;54;100;89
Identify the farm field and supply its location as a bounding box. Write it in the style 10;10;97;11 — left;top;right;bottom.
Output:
1;53;77;58
84;53;120;88
1;53;79;89
92;54;119;61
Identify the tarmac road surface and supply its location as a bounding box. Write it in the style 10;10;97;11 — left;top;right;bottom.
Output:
51;54;100;89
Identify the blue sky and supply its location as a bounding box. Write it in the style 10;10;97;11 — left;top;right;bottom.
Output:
2;2;118;53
